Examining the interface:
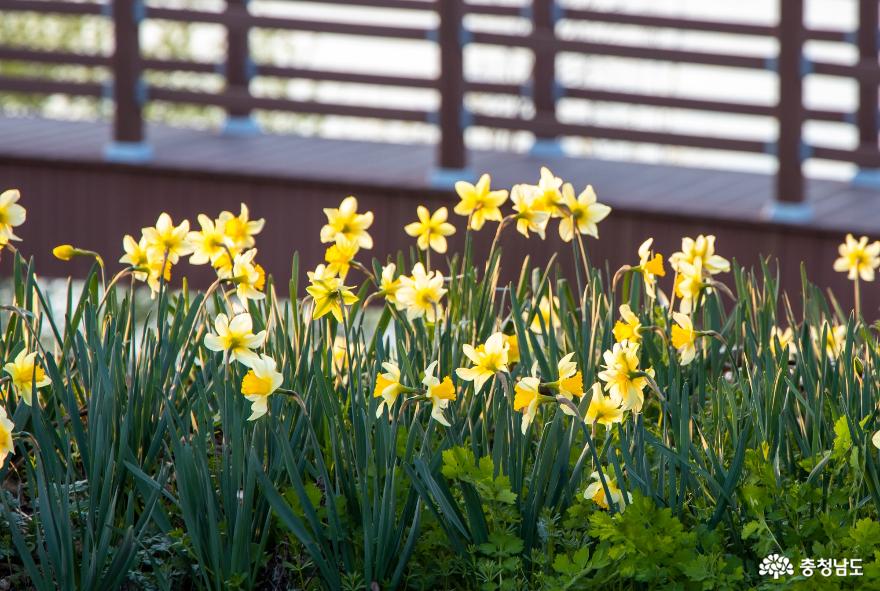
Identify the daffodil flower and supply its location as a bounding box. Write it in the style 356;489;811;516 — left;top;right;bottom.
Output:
670;312;697;366
142;212;193;264
510;184;550;239
504;334;520;365
812;321;847;359
232;249;266;302
453;174;508;231
534;167;565;217
396;262;446;322
674;257;706;314
612;304;642;344
528;294;561;333
597;340;654;413
558;183;611;242
456;332;509;393
0;405;13;466
306;264;358;323
423;361;456;426
3;350;51;405
636;238;665;300
585;383;624;427
374;361;407;418
379;263;403;306
324;237;359;280
833;233;880;282
187;214;228;265
241;354;283;420
584;470;630;512
0;189;26;246
219;203;265;251
547;352;584;415
513;374;542;434
769;326;795;358
320;196;374;249
404;206;456;253
204;312;266;367
120;234;151;281
669;234;729;276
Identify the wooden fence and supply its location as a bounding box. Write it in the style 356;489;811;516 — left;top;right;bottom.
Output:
1;0;879;215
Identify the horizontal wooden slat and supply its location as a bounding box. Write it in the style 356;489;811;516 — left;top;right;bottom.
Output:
810;145;880;167
0;75;103;96
0;46;109;67
0;0;102;15
298;0;433;11
256;64;436;88
811;59;880;83
145;7;431;39
464;3;523;17
148;87;431;122
563;87;775;117
806;28;852;43
142;57;217;74
471;113;767;152
561;8;775;37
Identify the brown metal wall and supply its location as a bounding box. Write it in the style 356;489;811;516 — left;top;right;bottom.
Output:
0;158;868;316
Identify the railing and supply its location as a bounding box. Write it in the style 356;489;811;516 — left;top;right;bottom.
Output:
0;0;879;219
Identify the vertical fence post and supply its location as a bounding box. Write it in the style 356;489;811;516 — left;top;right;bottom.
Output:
431;0;469;186
767;0;810;221
104;0;151;162
852;1;880;187
222;0;259;136
530;0;561;157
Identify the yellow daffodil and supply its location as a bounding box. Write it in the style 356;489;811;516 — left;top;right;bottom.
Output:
669;234;729;276
423;361;456;426
873;430;880;450
510;184;550;239
306;264;359;323
505;334;520;365
396;262;446;322
52;244;76;261
534;167;565;217
187;214;228;265
812;321;847;359
549;352;584;415
204;312;266;367
142;212;192;264
0;189;26;246
332;336;348;380
145;257;173;298
584;471;630;512
241;354;283;420
770;326;795;358
597;340;653;413
379;263;402;305
232;249;266;301
374;361;406;418
3;350;51;405
637;238;665;300
453;173;508;230
320;196;374;249
0;405;13;466
612;304;641;344
558;183;611;242
674;258;707;314
513;374;542;434
585;383;624;428
324;238;359;280
833;234;880;281
670;312;697;366
219;203;265;251
456;332;509;393
404;206;456;253
120;234;150;281
529;294;561;333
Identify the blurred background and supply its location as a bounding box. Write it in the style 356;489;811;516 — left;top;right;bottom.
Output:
0;0;879;309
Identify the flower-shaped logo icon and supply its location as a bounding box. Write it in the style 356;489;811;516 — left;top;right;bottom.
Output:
759;554;794;579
